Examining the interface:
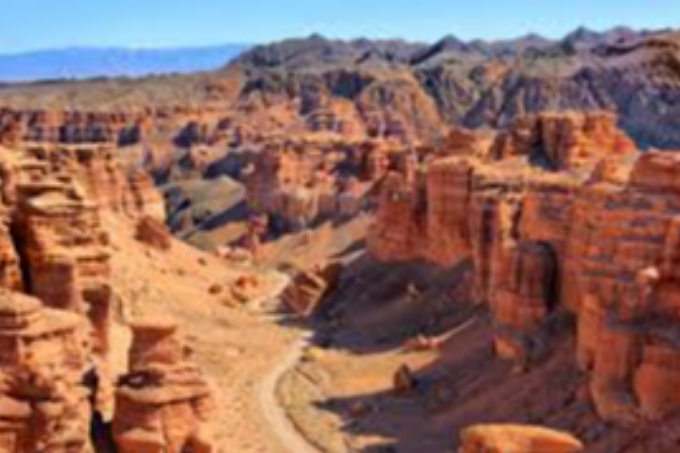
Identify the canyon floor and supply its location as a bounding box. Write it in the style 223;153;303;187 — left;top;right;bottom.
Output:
105;213;302;453
99;212;597;453
105;211;481;453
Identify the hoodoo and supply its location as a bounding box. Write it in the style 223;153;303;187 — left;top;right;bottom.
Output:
0;290;91;453
113;321;217;453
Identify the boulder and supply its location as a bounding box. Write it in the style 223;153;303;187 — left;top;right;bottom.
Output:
135;216;173;251
458;424;583;453
281;262;343;316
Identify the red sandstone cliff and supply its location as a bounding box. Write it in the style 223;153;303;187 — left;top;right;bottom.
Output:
0;136;215;452
369;111;680;430
244;138;399;232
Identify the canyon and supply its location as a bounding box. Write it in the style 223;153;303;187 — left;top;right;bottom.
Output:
1;25;680;453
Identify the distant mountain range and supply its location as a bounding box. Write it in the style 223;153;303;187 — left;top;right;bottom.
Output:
227;26;680;147
233;26;665;69
2;27;680;148
0;44;251;82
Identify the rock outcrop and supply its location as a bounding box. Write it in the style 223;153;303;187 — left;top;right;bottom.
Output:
0;108;148;146
244;138;389;232
0;290;92;453
282;262;343;316
25;143;166;220
369;111;680;424
135;216;172;251
113;321;217;453
0;137;170;447
458;424;584;453
491;112;636;169
3;30;680;159
10;149;116;365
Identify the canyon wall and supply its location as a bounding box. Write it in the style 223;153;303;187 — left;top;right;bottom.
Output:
0;138;215;452
244;138;407;232
369;111;680;424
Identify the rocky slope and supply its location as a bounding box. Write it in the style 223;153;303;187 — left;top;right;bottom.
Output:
2;26;680;453
232;28;680;147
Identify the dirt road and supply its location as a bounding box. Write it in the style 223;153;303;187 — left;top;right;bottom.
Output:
257;328;323;453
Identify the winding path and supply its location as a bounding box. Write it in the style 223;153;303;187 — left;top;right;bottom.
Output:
257;326;323;453
251;272;324;453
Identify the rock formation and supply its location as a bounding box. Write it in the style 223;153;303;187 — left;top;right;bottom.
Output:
369;111;680;424
3;29;680;157
135;216;172;250
10;150;115;364
0;109;148;146
491;241;557;361
0;290;92;453
0;135;170;442
282;262;343;316
2;26;680;452
244;138;386;232
113;321;217;453
490;112;636;169
24;143;166;220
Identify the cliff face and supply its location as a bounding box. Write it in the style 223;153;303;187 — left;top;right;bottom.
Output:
369;111;680;425
0;109;149;146
0;144;116;452
0;136;214;452
244;138;403;232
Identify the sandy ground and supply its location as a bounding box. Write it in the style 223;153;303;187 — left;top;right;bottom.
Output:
100;213;608;453
105;213;322;453
271;256;609;453
277;330;457;453
258;330;323;453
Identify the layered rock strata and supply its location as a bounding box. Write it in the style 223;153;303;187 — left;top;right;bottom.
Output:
25;143;165;220
369;111;680;423
113;321;217;453
282;262;343;316
0;290;92;453
244;138;398;231
0;138;169;433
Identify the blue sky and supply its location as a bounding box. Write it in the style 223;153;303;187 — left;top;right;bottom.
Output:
2;0;678;53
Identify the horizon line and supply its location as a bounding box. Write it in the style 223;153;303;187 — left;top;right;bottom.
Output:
0;24;674;56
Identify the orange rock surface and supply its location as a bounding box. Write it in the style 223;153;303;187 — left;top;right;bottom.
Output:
113;321;217;453
0;136;176;450
135;215;173;250
244;138;397;232
281;262;343;316
0;290;92;453
369;111;680;423
459;424;584;453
